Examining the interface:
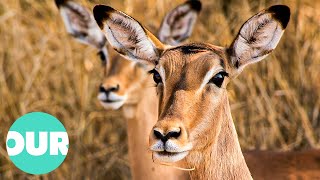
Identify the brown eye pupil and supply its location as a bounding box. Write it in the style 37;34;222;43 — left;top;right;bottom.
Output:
152;70;162;84
209;72;228;88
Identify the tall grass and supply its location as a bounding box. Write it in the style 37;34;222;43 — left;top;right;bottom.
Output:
0;0;319;179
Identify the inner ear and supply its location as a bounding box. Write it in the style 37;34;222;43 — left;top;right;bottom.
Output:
158;0;202;45
228;5;290;70
93;5;165;65
55;0;106;49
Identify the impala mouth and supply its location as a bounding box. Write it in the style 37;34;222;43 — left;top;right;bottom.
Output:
99;100;125;110
97;92;126;110
101;99;122;103
153;150;189;163
150;140;193;163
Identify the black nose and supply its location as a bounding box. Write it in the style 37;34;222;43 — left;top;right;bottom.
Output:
153;129;181;143
99;84;119;93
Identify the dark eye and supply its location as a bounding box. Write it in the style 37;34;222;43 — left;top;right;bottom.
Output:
97;51;106;62
209;71;228;88
149;69;162;84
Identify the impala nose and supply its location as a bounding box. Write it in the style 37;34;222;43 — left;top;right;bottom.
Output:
153;128;181;143
99;84;119;94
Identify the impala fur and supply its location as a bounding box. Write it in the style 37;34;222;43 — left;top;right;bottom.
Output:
57;0;201;179
245;149;320;180
94;4;291;179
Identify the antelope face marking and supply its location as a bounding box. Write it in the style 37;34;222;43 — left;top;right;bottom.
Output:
149;44;231;162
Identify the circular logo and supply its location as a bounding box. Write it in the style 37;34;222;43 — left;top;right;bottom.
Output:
6;112;69;175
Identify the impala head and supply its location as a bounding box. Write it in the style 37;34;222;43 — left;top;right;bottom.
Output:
97;55;147;109
56;0;201;110
94;4;290;163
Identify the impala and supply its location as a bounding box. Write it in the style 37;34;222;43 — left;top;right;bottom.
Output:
93;4;292;179
56;0;201;179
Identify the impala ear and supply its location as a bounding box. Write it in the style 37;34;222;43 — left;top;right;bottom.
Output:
158;0;201;45
228;5;290;73
93;5;165;65
55;0;109;63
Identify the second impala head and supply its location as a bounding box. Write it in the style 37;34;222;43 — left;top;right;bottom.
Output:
98;58;147;110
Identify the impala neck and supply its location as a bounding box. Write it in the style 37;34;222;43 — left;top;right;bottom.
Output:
186;96;252;180
123;87;187;180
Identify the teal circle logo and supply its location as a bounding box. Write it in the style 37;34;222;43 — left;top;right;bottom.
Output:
6;112;69;175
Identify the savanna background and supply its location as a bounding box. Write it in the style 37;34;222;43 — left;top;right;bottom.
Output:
0;0;319;179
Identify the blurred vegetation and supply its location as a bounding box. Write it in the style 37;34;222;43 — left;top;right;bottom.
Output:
0;0;319;179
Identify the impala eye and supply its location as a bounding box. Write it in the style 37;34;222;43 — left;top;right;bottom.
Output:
209;71;228;88
149;69;162;84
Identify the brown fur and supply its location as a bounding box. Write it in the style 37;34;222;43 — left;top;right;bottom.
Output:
151;44;252;179
57;1;199;179
103;44;320;180
244;149;320;180
101;54;146;99
102;54;188;180
94;4;295;180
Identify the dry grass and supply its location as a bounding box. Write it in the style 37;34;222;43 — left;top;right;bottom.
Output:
0;0;319;179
